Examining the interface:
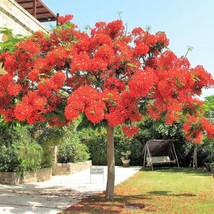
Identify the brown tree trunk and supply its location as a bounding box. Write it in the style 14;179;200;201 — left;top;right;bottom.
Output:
193;144;198;169
52;145;58;164
106;123;115;200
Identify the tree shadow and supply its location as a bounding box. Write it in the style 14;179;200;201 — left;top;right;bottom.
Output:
62;193;154;214
147;190;196;197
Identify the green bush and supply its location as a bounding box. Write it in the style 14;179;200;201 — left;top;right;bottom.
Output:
14;140;43;172
0;126;43;173
57;126;90;163
175;140;214;167
115;132;146;166
83;135;107;165
0;143;21;172
29;124;65;168
82;128;145;166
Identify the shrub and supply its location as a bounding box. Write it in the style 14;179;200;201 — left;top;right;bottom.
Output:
82;128;145;166
57;126;90;163
0;126;43;173
29;124;65;168
0;143;22;172
14;140;43;172
83;135;107;165
175;140;214;167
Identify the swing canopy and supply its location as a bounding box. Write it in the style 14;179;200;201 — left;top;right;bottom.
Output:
143;139;179;170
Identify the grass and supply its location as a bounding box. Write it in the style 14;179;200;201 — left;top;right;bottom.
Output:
61;167;214;214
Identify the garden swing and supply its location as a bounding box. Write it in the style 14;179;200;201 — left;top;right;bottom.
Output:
143;139;180;170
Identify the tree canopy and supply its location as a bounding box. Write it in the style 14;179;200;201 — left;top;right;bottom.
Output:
0;15;213;143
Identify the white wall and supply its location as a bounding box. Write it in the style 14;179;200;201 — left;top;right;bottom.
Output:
0;0;49;36
0;0;50;75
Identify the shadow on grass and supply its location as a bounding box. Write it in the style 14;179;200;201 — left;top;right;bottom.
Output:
141;167;210;176
62;193;153;214
148;190;196;197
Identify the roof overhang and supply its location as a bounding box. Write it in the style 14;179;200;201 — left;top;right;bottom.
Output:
15;0;58;23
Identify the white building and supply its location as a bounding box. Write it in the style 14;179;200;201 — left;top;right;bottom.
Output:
0;0;57;74
0;0;57;36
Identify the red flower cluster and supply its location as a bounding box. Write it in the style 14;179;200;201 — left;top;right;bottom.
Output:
122;125;140;138
65;86;106;124
58;14;73;25
128;67;157;98
0;14;213;141
183;115;214;144
7;83;22;96
13;91;47;124
103;78;126;92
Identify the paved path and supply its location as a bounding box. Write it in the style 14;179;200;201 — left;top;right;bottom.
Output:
0;166;141;214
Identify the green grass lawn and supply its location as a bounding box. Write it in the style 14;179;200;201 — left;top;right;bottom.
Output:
62;168;214;214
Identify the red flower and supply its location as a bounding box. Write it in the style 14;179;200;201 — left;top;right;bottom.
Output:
7;83;22;96
58;14;73;25
132;27;145;35
32;96;47;111
65;86;106;124
103;78;126;92
85;105;105;124
106;20;125;38
122;125;140;138
65;105;80;121
52;72;66;88
14;103;33;121
128;68;157;98
144;34;157;46
155;31;169;46
105;106;126;127
17;40;41;57
134;43;149;57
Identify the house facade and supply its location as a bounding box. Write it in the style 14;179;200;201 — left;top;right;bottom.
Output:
0;0;57;74
0;0;50;37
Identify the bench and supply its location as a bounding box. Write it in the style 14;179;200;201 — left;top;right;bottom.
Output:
146;156;175;166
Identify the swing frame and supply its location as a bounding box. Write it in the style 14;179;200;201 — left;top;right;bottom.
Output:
143;139;180;170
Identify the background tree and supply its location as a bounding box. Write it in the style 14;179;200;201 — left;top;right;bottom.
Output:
203;95;214;121
202;96;214;167
0;15;214;200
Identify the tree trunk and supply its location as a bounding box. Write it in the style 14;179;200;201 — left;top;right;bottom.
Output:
106;123;115;200
52;145;58;164
193;144;198;169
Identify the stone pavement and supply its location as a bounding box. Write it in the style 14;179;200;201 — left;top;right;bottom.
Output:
0;166;141;214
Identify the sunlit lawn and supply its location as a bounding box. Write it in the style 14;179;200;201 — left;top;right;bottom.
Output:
61;167;214;214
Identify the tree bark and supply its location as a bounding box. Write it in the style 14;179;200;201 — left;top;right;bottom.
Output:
193;144;198;169
52;145;58;164
106;123;115;200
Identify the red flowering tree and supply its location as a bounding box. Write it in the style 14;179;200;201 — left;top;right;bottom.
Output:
0;15;214;200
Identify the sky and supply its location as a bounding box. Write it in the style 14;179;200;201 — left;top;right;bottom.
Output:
43;0;214;98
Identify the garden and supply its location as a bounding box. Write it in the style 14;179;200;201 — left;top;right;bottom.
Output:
0;13;214;212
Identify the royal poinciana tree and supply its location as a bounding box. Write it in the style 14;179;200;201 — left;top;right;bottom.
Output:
0;15;214;199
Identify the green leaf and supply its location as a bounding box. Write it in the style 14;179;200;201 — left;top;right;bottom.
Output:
127;63;137;68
